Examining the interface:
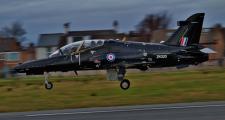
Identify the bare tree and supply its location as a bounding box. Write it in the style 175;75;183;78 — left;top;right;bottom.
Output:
136;11;172;42
0;21;26;42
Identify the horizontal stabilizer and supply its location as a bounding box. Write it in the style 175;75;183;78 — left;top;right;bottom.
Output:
200;48;216;54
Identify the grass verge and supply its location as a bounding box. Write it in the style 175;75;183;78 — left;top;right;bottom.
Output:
0;68;225;112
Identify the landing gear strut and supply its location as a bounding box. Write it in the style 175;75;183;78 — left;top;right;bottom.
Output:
44;72;53;90
118;66;130;90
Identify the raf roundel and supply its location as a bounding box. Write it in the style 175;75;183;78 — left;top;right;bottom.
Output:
106;53;116;62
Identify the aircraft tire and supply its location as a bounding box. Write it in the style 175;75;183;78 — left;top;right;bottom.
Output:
45;82;53;90
120;79;130;90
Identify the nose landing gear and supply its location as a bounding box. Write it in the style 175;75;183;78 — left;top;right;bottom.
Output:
44;72;53;90
45;82;53;90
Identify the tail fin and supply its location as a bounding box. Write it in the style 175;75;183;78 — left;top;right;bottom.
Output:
164;13;205;46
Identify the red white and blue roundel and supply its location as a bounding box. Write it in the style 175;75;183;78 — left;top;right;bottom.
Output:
106;53;115;62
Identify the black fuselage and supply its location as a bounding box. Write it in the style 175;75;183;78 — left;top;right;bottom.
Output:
14;40;208;75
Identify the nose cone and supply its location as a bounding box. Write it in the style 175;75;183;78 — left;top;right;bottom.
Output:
13;63;26;73
12;58;50;75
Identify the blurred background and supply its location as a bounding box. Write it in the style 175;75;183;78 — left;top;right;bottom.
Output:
0;0;224;77
1;1;225;114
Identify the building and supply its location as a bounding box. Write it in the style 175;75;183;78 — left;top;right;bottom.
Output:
0;37;21;69
36;33;63;59
0;37;35;77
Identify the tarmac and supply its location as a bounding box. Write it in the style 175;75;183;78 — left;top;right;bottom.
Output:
0;101;225;120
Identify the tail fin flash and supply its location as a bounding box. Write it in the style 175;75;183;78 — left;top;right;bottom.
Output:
164;13;205;46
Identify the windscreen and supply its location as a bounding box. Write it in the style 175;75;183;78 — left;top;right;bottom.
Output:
49;40;104;57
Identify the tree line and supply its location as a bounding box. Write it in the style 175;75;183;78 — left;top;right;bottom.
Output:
0;11;175;43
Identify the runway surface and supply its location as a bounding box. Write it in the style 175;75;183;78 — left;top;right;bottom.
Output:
1;101;225;120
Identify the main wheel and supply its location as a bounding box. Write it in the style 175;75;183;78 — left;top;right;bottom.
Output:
120;79;130;90
45;82;53;90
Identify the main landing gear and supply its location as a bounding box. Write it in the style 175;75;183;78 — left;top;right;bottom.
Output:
44;72;53;90
118;66;130;90
120;79;130;90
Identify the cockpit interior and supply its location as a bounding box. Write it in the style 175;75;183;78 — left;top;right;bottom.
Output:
49;40;105;58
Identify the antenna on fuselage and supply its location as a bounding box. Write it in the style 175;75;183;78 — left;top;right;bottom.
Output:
122;37;127;42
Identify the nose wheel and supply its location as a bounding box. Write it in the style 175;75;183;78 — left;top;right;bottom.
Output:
120;79;130;90
45;82;53;90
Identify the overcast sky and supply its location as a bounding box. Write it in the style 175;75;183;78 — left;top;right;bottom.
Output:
0;0;225;43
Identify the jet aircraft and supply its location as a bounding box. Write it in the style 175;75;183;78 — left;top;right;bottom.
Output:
14;13;214;90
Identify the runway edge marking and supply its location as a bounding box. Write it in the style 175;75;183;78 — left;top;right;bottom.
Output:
25;104;225;117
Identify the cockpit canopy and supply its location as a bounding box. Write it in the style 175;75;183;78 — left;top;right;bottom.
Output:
49;40;105;58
